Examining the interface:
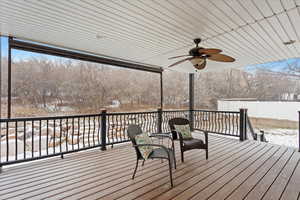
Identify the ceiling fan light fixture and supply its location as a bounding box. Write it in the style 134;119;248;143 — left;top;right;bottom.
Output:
190;57;204;66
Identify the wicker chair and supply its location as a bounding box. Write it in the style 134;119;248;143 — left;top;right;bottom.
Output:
169;117;208;162
127;124;176;187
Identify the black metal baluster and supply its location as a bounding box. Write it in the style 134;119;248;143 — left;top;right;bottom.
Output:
217;112;220;133
115;114;118;142
15;121;17;161
153;113;156;133
53;120;56;154
138;113;141;132
123;114;126;141
72;118;74;150
147;113;151;133
198;111;201;130
198;111;200;129
97;115;101;145
207;112;210;132
198;111;201;129
214;112;217;133
117;115;120;142
235;113;239;136
66;118;69;152
59;119;62;153
123;114;127;140
107;115;111;144
194;111;197;129
211;112;214;132
214;112;217;132
230;113;233;135
161;112;164;133
223;113;226;134
93;116;96;146
46;120;49;156
115;115;119;142
142;113;145;132
31;121;34;158
23;121;26;159
210;112;213;132
39;120;41;157
77;118;80;150
227;113;231;135
116;115;120;142
119;115;124;141
6;122;8;162
110;115;115;143
220;112;223;134
233;113;236;136
88;116;91;147
83;117;85;148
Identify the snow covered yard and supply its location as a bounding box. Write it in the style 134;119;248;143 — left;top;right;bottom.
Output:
257;128;299;149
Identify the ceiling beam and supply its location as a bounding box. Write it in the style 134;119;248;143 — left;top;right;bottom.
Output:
9;38;163;73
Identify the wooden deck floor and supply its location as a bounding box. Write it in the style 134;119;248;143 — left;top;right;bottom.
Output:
0;133;300;200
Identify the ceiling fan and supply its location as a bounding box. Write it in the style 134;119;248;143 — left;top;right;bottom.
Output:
168;38;235;70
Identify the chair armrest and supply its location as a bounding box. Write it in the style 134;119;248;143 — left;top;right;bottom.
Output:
150;133;173;140
176;131;184;147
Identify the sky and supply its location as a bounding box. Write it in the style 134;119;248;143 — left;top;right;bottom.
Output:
1;36;299;72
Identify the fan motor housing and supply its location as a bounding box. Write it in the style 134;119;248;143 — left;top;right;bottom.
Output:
189;47;204;57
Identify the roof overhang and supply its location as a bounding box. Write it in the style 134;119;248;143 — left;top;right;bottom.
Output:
1;0;300;73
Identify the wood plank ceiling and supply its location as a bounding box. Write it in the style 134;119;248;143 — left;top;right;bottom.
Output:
1;0;300;73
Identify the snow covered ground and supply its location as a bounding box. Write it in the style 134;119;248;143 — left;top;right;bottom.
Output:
257;128;299;149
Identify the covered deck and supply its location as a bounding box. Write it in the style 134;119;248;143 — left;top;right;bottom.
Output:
0;133;299;200
1;1;300;199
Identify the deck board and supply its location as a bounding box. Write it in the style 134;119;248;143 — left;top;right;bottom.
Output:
236;148;294;200
206;145;287;200
0;133;299;200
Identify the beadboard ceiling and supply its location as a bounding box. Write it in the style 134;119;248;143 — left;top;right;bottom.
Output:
1;0;300;73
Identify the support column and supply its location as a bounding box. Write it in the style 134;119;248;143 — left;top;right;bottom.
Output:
160;72;163;109
101;110;107;151
239;108;247;141
7;37;12;118
189;73;194;130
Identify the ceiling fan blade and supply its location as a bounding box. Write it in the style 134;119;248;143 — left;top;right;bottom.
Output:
168;57;192;68
207;54;235;62
194;59;206;70
168;55;190;59
199;48;222;55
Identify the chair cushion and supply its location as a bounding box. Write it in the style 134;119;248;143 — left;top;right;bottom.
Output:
183;138;204;149
135;132;153;160
149;147;175;167
174;124;192;139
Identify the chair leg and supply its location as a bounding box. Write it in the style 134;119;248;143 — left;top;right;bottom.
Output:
132;159;139;180
168;159;174;187
172;141;176;169
174;155;177;169
206;148;208;160
181;150;184;163
142;160;145;166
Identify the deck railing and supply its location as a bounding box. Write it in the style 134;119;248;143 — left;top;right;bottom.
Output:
194;110;241;137
0;108;248;167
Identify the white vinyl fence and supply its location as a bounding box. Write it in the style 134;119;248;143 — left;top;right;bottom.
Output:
218;100;300;121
